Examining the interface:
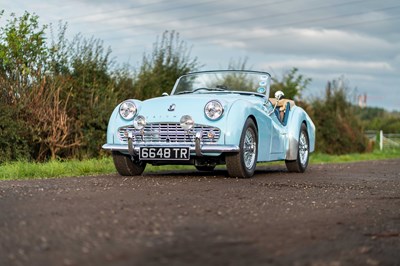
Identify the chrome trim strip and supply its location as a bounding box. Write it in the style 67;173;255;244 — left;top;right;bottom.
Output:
102;143;239;153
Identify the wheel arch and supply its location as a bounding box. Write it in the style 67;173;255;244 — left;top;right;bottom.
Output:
224;101;260;145
285;106;314;160
248;114;261;153
248;115;258;131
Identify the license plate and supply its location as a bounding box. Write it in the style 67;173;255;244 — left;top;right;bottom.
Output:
139;147;190;160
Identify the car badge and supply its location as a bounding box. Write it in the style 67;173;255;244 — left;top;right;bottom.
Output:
168;104;176;111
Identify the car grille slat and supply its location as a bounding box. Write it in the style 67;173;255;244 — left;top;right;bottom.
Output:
118;123;221;144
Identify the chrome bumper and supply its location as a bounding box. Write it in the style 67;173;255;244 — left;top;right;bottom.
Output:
102;142;239;156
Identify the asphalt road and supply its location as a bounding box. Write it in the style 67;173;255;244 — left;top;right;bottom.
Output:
1;159;399;266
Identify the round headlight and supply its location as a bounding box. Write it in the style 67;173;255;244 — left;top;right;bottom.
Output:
133;115;146;130
119;101;137;120
204;100;223;120
180;115;194;130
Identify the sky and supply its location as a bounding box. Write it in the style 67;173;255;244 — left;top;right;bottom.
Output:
2;0;400;111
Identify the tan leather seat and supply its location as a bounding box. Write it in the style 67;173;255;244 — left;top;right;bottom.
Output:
270;98;295;110
269;98;295;121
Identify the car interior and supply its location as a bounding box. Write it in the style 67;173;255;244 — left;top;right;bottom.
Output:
269;98;295;126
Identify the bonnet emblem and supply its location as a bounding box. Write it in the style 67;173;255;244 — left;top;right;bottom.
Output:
168;104;176;111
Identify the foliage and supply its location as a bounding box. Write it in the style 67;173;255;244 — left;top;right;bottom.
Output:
133;30;200;99
227;57;251;71
0;13;201;163
0;13;122;161
270;67;311;100
24;76;79;160
214;71;258;92
66;35;119;158
310;78;368;154
356;107;400;133
0;12;48;103
0;12;49;161
0;104;31;163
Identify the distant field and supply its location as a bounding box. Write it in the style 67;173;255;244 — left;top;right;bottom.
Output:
1;149;399;180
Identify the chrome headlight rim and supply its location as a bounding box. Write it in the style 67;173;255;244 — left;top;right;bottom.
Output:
180;115;195;130
119;100;137;120
204;100;224;120
133;115;146;130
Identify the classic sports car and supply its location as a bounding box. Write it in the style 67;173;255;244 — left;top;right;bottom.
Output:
103;70;315;178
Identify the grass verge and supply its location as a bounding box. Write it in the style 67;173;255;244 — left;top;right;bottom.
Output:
310;148;400;164
0;157;115;180
1;149;399;180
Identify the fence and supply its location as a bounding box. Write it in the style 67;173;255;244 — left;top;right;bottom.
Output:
365;130;400;150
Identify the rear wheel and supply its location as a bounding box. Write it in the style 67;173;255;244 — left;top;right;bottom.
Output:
226;118;258;178
285;123;309;173
112;151;146;176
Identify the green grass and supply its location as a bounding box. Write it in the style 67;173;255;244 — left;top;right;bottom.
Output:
0;158;115;180
1;149;399;180
310;148;400;163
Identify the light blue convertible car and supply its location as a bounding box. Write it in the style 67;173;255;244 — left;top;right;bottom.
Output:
103;70;315;178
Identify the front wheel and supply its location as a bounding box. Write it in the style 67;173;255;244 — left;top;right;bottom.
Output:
112;151;146;176
285;123;309;173
226;118;258;178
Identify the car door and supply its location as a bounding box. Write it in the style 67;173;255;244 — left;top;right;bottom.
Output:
270;113;287;155
262;100;287;158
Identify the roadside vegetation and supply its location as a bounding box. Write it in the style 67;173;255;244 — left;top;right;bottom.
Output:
1;11;400;178
1;149;399;180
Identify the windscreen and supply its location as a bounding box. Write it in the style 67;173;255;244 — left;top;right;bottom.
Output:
172;71;271;96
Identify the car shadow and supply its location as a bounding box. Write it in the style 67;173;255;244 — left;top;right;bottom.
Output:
143;165;288;178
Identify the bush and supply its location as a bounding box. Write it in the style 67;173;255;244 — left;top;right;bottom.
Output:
133;30;200;99
310;79;368;154
0;104;32;163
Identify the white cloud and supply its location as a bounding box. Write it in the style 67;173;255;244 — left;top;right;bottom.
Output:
261;58;394;74
210;27;397;61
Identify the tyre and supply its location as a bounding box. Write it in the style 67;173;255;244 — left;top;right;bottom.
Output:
285;123;309;173
112;151;146;176
226;118;258;178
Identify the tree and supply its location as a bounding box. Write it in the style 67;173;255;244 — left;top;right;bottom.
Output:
310;77;368;154
356;107;400;133
227;57;251;70
270;67;311;100
0;104;31;163
133;30;200;99
0;11;48;103
0;11;49;162
0;12;121;161
64;34;120;158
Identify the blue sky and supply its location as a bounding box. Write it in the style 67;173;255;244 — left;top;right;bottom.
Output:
2;0;400;110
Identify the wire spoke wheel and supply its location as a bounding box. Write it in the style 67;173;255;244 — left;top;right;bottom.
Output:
298;131;309;167
285;123;309;173
226;118;258;178
244;129;257;169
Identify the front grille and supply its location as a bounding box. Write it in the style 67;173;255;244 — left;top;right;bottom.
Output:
118;123;221;144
